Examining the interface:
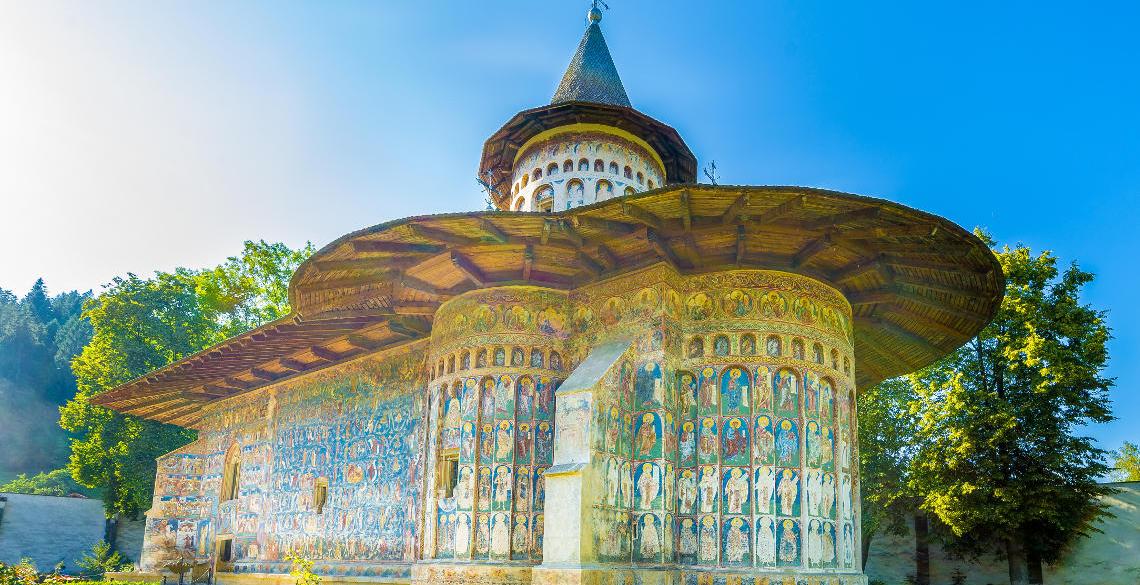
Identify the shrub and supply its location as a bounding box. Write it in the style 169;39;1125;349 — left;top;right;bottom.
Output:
77;542;129;579
285;555;320;585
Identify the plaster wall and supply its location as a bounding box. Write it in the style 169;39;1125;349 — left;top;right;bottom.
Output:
0;493;106;571
509;131;664;211
863;482;1140;585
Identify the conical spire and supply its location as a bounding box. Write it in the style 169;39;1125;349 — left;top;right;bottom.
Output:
551;9;631;108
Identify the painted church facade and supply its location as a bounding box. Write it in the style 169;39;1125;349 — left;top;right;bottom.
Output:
99;8;1002;585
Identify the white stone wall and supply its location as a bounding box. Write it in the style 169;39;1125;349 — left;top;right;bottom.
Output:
508;133;664;212
0;492;108;571
863;482;1140;585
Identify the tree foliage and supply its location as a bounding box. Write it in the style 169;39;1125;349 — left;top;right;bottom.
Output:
59;240;312;517
906;235;1113;581
0;280;92;473
1111;441;1140;481
857;377;920;566
0;469;88;497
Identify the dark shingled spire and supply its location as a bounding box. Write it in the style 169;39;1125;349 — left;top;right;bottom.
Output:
551;10;631;108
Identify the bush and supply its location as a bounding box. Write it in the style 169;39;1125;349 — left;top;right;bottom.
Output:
77;542;129;579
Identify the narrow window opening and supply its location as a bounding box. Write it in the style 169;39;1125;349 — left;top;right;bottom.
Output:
314;477;329;515
439;451;460;498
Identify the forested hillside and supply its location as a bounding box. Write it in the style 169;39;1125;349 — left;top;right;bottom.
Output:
0;279;92;477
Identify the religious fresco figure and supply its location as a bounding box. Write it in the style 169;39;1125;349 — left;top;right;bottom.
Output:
495;421;514;462
494;376;514;419
821;427;835;470
454;513;471;557
754;366;772;410
822;472;836;518
493;347;506;367
723;289;753;317
821;521;836;566
777;519;800;566
678;517;698;563
688;337;704;358
454;466;473;506
720;367;750;416
533;468;547;511
460;422;476;462
480;424;495;463
492;465;512;510
534;421;554;464
490;512;510;558
792;338;805;360
698;466;719;513
741;334;757;356
721;417;749;466
806;421;821;466
697;417;718;464
766;335;781;357
754;415;774;464
535;377;555;421
777;469;799;516
842;523;855;567
635;361;664;409
679;421;697;466
475;514;490;555
549;351;563;371
531;514;545;558
635;462;660;510
637;513;662;560
723;517;750;565
530;349;544;368
515;466;531;511
698;366;718;412
755;515;776;565
620;461;634;509
774;369;798;415
775;419;799;466
754;465;775;514
511;347;525;367
723;467;749;514
605;457;621;505
606;406;621;453
511;515;529;560
698;515;718;563
813;343;825;364
806;519;821;567
805;373;819;415
820;378;834;421
516;377;535;420
476;349;488;368
678;371;697;417
713;335;731;356
635;412;660;459
677;469;697;513
515;422;532;463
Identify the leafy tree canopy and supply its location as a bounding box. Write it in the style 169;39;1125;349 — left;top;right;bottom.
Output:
905;233;1113;582
0;468;90;497
1111;441;1140;481
59;240;312;517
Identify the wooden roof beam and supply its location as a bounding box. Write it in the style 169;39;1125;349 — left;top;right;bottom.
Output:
400;274;445;297
622;201;664;230
836;224;939;241
792;233;834;268
720;192;750;225
249;367;280;382
303;274;397;292
313;257;420;273
577;251;605;276
804;207;881;230
346;335;384;351
735;224;746;265
895;289;988;322
523;245;534;280
881;306;965;341
477;218;510;243
277;358;311;372
858;316;945;358
309;345;343;362
571;215;638;237
755;194;806;225
393;301;439;316
451;252;487;287
410;224;481;247
646;228;682;271
351;240;445;254
680;190;693;231
595;243;619;269
832;257;883;283
557;220;585;248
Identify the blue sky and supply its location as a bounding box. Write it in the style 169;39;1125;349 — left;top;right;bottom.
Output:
1;1;1136;451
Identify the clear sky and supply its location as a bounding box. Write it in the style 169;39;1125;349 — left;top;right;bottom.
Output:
1;1;1137;451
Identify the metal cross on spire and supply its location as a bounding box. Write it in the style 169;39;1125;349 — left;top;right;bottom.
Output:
588;0;609;24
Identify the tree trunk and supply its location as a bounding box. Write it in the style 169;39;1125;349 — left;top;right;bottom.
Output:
861;530;873;571
1007;537;1029;585
914;514;930;585
1027;548;1044;584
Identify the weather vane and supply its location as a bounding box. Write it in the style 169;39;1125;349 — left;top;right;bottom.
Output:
588;0;609;24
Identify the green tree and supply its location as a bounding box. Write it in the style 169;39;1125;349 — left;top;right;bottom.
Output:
1111;442;1140;481
0;469;87;496
77;541;128;578
858;377;920;568
907;236;1114;585
60;240;311;517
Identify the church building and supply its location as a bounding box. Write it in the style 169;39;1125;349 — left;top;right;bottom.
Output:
97;7;1002;585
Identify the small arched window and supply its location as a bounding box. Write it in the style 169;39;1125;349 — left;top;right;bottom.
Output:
609;161;619;174
578;158;589;171
460;351;471;370
567;179;584;206
624;186;636;196
831;350;840;370
636;172;644;185
813;343;825;364
766;335;782;357
534;168;543;181
513;183;519;195
595;179;613;201
594;159;605;172
514;196;525;211
564;159;574;172
792;338;805;360
522;174;529;188
534;185;554;212
688;337;704;358
547;163;559;176
623;165;633;179
647;179;655;189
